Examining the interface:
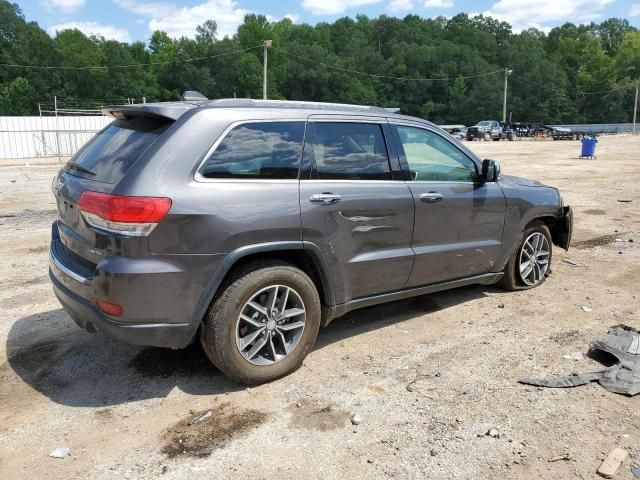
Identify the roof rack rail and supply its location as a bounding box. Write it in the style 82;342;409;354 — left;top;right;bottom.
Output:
181;91;208;102
203;98;394;113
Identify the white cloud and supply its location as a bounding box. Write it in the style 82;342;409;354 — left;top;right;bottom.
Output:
485;0;615;32
389;0;414;11
424;0;453;7
48;21;131;42
302;0;382;16
630;3;640;16
115;0;250;38
113;0;176;18
41;0;85;13
284;13;300;22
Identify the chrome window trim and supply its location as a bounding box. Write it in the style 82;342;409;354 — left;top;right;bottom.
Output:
299;179;406;184
194;118;307;183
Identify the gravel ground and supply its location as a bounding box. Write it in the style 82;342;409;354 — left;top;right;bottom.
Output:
0;135;639;479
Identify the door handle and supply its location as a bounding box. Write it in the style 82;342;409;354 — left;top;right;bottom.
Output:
310;193;342;204
420;192;444;203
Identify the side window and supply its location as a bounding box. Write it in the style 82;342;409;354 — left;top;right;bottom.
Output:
395;125;478;182
310;122;391;180
201;121;305;179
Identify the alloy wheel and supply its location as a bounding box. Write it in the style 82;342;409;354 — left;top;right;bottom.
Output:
235;285;306;366
518;232;550;286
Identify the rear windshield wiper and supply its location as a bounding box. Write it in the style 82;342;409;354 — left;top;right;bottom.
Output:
66;161;96;176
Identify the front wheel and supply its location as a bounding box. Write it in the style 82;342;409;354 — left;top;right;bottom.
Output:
200;261;321;384
499;222;553;291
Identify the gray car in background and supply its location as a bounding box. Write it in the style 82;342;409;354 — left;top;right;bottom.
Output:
49;97;572;384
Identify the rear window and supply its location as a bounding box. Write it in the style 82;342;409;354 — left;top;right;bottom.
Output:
200;122;305;180
65;115;172;184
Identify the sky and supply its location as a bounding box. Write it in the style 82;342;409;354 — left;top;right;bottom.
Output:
16;0;640;44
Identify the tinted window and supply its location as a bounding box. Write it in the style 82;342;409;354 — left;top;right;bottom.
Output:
395;125;478;182
310;123;391;180
66;115;172;184
201;122;305;179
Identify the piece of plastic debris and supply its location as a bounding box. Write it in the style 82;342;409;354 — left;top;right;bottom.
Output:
563;352;584;361
520;325;640;396
351;413;362;425
597;448;628;478
189;410;212;425
628;336;640;355
48;447;70;459
549;453;572;462
632;466;640;478
617;199;632;203
581;306;593;312
486;428;499;438
563;259;584;267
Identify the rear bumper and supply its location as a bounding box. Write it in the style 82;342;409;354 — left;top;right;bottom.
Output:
50;268;198;349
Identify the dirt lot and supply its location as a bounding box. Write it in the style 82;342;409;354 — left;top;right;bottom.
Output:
0;135;639;479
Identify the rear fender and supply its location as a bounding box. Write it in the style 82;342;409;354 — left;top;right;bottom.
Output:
191;241;335;324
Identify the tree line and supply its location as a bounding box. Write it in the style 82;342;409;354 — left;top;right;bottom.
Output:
1;0;639;124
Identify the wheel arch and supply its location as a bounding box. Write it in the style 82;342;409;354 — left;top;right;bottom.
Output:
191;241;335;325
527;214;570;250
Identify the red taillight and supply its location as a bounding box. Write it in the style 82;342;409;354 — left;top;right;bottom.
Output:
78;192;172;223
97;299;123;316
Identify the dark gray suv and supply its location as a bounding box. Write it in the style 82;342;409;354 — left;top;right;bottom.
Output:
49;98;572;384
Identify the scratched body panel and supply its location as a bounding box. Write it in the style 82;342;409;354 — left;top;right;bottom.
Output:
406;181;506;287
300;180;414;303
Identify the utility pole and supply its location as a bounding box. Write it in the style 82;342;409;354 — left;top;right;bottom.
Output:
633;83;638;135
502;68;513;123
263;40;272;100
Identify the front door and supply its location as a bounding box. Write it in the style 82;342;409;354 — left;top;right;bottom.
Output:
390;123;506;287
300;119;415;304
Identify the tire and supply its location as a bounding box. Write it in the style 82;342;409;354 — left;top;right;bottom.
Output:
498;221;553;291
492;138;500;141
200;261;321;384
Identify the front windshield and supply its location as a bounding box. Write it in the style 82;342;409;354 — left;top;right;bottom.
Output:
476;121;491;127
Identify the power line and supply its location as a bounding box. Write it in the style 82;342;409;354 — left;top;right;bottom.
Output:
513;75;635;96
0;45;262;70
271;46;504;82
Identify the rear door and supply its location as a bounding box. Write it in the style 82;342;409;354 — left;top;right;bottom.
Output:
299;117;415;304
390;122;506;287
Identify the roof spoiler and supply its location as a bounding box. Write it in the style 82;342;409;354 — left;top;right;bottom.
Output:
181;90;208;102
103;103;196;121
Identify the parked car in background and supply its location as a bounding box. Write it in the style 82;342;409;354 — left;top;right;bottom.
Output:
467;120;509;141
549;126;574;140
49;96;572;384
438;124;467;141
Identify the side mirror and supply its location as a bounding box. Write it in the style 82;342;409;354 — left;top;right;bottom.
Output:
481;159;501;182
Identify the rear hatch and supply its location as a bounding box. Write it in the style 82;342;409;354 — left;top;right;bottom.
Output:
53;111;174;265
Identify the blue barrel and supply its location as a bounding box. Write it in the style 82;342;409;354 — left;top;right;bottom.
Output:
580;137;597;158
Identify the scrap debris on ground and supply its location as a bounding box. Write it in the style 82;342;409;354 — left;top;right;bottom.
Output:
520;325;640;396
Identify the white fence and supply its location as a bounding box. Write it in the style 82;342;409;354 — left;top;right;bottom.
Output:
0;116;111;160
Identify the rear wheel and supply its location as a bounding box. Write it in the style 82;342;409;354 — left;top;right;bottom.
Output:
200;261;321;384
499;222;552;291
